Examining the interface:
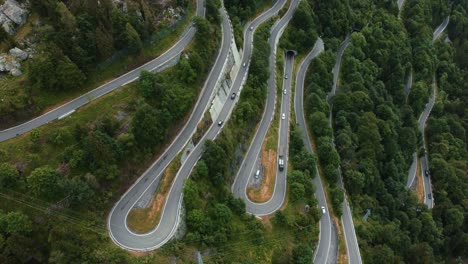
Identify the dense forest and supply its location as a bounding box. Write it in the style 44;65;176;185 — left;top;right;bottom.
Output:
302;0;467;262
0;2;220;261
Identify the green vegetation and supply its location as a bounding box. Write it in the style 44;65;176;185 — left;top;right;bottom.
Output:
170;10;321;261
224;0;269;47
0;0;465;262
0;0;194;126
427;1;467;260
0;7;220;262
280;0;319;53
302;0;467;262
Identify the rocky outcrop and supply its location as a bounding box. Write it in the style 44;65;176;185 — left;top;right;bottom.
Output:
9;47;28;60
0;47;29;76
0;0;29;35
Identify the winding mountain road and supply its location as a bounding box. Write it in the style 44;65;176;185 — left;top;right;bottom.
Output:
108;0;289;251
328;35;363;264
294;38;338;264
231;0;299;216
107;4;232;251
407;17;449;208
0;0;205;142
433;16;450;41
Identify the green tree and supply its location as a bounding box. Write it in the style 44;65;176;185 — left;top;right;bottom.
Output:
291;243;313;264
29;44;86;91
124;22;142;53
0;163;18;188
202;140;228;186
132;104;169;148
138;71;163;100
27;166;63;201
290;182;305;202
310;112;332;138
2;212;32;235
183;179;200;211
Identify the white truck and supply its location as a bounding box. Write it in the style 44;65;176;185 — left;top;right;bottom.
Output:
278;147;285;171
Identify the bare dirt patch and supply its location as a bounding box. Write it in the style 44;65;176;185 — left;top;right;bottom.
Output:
416;159;425;203
247;143;277;203
127;156;181;234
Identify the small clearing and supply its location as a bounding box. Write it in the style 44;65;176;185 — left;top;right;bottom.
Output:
247;143;277;202
127;157;181;234
416;159;425;203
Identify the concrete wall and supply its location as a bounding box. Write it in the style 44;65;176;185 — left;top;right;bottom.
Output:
209;39;241;121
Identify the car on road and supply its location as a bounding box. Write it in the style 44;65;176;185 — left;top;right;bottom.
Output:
231;93;236;100
282;113;285;120
425;169;429;177
284;74;288;79
243;62;246;67
218;120;224;126
321;206;326;214
250;26;253;31
428;193;432;199
283;89;286;95
255;170;260;179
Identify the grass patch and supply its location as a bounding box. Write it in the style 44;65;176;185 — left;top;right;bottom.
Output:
247;143;277;202
127;151;183;234
0;84;137;174
416;158;425;203
193;111;213;145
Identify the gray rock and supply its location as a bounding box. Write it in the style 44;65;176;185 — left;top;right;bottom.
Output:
10;67;22;76
0;0;29;35
0;0;29;25
9;47;28;60
0;53;23;75
0;54;7;71
1;19;15;35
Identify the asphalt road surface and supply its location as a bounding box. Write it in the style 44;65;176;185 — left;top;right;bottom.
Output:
397;0;406;10
328;35;363;264
107;5;232;251
294;38;338;264
433;16;450;41
408;17;449;207
0;0;205;142
327;34;351;102
419;78;437;209
108;0;288;251
231;0;299;216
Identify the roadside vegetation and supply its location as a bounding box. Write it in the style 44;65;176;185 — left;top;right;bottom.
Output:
0;0;194;127
301;0;466;263
224;0;269;47
0;3;221;261
427;1;467;259
169;5;321;261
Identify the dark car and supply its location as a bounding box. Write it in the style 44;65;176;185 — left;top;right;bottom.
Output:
231;93;236;100
425;170;429;177
428;193;432;199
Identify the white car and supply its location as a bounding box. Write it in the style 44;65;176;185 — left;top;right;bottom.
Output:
285;74;288;79
321;206;326;214
282;113;285;120
250;26;254;31
283;89;287;95
243;62;246;67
